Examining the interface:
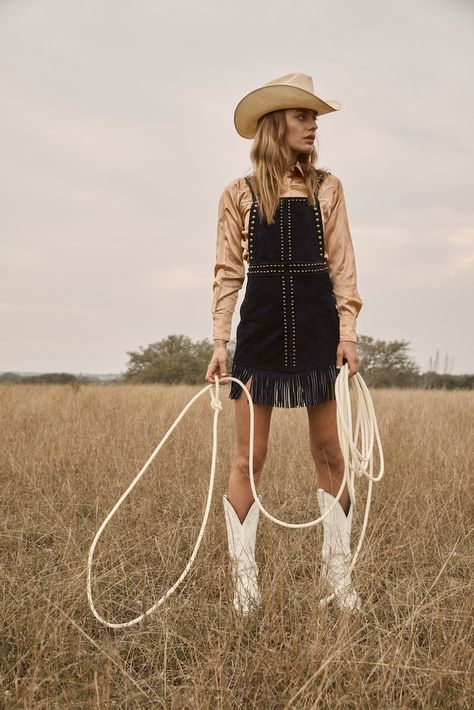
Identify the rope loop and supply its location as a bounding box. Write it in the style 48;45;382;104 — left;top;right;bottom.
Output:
86;363;383;628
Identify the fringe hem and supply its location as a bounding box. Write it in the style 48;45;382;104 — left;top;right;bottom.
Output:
228;361;337;408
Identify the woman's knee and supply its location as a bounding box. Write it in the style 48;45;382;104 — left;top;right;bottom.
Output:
311;439;344;472
233;447;268;477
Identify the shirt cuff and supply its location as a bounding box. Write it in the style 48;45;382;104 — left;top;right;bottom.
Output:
212;316;231;342
338;314;357;343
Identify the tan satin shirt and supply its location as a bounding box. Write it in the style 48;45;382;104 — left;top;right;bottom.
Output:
212;161;363;343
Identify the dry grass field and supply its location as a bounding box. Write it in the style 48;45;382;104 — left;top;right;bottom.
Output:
0;382;472;709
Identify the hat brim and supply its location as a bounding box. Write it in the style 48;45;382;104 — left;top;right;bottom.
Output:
234;85;341;139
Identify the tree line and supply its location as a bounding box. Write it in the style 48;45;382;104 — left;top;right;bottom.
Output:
1;334;472;389
121;334;473;389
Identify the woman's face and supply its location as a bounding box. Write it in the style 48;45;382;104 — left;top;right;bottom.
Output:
284;108;318;160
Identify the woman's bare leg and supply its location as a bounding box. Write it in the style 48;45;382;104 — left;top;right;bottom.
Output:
306;398;350;515
227;376;273;523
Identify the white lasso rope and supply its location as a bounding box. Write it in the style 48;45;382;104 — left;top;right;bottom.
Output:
86;363;384;628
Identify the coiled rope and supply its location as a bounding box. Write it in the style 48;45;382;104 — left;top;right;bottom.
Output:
86;363;384;628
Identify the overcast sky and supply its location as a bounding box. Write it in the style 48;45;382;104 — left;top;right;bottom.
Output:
1;0;473;376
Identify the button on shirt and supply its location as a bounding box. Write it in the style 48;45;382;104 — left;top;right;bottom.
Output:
212;161;363;343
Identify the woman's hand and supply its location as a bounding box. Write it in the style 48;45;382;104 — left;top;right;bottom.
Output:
205;341;231;385
336;340;360;377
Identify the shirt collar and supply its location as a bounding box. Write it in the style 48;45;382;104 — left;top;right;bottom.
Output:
285;160;305;177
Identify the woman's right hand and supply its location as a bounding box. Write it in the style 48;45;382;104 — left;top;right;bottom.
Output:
205;341;230;385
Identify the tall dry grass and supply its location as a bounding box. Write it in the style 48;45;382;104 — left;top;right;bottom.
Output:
0;382;472;709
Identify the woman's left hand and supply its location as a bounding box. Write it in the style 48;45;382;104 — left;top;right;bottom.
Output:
336;340;360;377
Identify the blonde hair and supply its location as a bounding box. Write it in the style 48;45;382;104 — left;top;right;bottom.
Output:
248;109;329;225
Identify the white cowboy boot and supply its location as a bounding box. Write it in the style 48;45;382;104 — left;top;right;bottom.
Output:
222;494;262;616
316;488;361;612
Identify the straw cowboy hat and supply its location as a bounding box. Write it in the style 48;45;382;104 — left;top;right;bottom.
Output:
234;72;341;139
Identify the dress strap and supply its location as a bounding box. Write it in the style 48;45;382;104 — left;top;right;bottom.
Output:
244;176;258;203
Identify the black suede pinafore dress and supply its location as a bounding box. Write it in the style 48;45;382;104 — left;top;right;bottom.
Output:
229;173;339;408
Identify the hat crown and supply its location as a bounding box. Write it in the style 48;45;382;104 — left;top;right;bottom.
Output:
234;71;341;139
263;72;315;95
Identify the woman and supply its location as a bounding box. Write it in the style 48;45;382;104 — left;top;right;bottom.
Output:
205;73;363;615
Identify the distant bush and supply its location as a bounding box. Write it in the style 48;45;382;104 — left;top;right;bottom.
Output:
0;372;91;385
123;334;221;384
0;372;23;383
357;335;473;390
419;372;474;390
